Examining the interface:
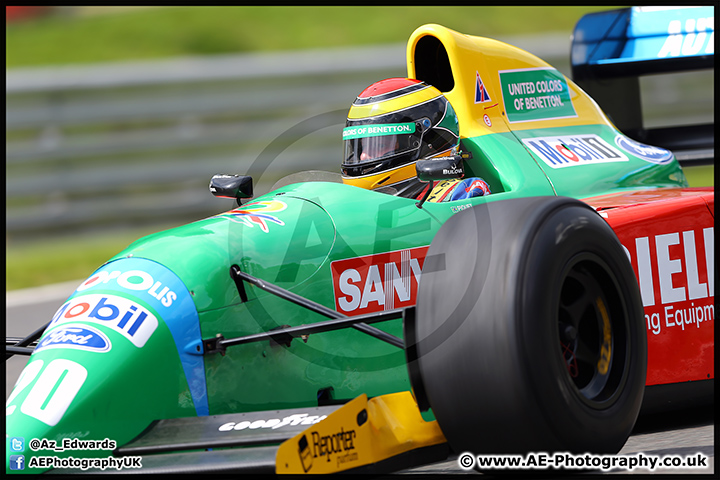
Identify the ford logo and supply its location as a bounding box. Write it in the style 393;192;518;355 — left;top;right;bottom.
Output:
36;324;111;353
615;135;674;164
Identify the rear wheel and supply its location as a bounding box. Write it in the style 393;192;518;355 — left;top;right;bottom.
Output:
411;196;646;454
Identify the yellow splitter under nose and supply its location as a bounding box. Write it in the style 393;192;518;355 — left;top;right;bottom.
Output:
276;391;448;474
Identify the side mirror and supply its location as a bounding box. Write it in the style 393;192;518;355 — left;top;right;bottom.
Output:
416;155;464;182
210;174;253;205
415;156;464;208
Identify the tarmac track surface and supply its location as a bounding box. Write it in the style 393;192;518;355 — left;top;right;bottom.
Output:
6;282;714;475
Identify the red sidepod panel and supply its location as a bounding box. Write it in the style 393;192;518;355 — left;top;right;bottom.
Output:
585;188;714;386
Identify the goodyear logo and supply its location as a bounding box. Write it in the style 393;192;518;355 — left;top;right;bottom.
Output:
35;324;111;354
218;413;327;432
522;134;628;168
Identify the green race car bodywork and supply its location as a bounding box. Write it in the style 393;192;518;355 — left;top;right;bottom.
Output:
7;10;711;473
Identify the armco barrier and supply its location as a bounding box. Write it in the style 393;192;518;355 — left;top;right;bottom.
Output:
12;34;710;236
6;44;406;235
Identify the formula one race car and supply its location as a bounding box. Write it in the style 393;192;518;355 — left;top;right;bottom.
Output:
6;6;714;474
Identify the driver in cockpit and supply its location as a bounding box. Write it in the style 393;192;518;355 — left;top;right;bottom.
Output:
341;77;491;202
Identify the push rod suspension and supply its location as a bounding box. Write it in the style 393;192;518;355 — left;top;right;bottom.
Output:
224;265;405;350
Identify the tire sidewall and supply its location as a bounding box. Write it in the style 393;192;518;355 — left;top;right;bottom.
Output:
514;203;646;453
414;197;646;455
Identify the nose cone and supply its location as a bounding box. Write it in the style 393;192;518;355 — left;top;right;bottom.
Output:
6;192;340;473
6;257;204;474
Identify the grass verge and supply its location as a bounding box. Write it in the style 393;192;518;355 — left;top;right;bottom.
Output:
7;6;617;68
6;227;164;290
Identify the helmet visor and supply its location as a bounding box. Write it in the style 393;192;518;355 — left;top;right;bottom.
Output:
343;121;425;166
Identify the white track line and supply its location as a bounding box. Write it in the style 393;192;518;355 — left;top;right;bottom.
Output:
6;280;84;308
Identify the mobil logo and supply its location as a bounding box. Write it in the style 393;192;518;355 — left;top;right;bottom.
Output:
76;268;177;308
35;324;111;354
48;294;158;348
522;134;629;169
331;246;428;316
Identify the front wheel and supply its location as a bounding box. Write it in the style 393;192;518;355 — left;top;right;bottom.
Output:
411;196;646;454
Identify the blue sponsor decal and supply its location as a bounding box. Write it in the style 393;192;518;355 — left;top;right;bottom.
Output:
36;324;111;353
9;455;25;470
70;258;209;417
474;71;491;104
49;295;157;348
615;135;674;164
9;437;25;452
522;134;628;169
572;7;714;67
629;7;714;61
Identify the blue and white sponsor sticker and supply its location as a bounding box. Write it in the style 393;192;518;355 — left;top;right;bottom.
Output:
69;257;209;416
35;324;111;354
49;294;158;348
522;134;628;169
76;267;178;308
614;135;674;164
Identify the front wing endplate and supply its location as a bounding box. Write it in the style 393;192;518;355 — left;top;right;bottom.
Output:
275;391;448;474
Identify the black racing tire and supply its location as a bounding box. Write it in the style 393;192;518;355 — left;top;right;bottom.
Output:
412;196;646;454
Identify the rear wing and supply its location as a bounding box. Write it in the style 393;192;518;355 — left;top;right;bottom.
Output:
571;6;714;165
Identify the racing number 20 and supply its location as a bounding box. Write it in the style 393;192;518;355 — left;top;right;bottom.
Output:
6;359;87;426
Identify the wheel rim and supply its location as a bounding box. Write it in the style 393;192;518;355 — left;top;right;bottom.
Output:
557;255;629;408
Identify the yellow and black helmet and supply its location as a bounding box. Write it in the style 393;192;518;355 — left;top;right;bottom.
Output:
342;78;460;198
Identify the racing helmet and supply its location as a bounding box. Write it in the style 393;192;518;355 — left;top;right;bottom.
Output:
342;78;460;198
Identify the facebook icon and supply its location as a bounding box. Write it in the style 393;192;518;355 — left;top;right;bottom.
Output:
9;455;25;470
